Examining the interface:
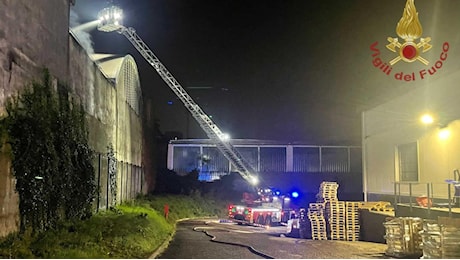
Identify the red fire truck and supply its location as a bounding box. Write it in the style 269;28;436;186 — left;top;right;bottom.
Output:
228;188;283;226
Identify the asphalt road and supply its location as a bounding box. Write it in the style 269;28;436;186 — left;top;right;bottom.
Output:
154;218;393;259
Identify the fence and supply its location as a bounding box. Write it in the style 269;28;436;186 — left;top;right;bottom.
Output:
93;153;144;212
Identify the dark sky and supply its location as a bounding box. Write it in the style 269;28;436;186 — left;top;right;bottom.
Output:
72;0;458;145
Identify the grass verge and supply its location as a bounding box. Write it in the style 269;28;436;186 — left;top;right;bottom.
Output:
0;193;228;258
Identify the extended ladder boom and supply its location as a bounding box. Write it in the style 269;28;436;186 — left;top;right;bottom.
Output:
119;27;257;184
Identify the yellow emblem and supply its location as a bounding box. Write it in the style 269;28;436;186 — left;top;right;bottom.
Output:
386;0;432;65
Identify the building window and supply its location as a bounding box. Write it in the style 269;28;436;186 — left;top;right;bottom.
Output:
397;142;419;182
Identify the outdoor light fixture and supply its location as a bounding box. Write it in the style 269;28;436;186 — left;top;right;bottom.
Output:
97;5;124;32
419;112;452;139
420;113;434;125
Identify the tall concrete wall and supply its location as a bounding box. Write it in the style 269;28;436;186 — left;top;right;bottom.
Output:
0;0;71;113
0;0;72;239
0;0;146;237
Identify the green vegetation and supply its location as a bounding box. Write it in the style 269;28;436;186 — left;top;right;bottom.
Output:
1;69;96;233
0;69;240;258
0;194;228;258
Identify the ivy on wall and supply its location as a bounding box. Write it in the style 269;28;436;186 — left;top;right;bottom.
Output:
1;69;96;233
107;144;117;205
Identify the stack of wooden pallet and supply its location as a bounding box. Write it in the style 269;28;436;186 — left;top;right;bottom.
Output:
310;181;390;242
316;182;341;240
307;203;327;240
345;201;361;241
316;181;339;203
328;201;346;240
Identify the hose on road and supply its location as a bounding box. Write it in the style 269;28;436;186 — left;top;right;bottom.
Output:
193;226;275;259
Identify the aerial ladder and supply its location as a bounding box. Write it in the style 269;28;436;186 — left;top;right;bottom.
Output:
97;5;259;186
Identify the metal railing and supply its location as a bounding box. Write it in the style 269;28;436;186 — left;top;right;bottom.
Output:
394;182;459;217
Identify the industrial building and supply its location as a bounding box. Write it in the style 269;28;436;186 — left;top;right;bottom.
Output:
363;68;460;216
0;1;149;237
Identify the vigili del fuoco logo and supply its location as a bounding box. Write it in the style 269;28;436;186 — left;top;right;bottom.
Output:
370;0;449;81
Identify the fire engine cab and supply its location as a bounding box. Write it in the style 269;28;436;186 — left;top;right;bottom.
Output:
228;188;283;226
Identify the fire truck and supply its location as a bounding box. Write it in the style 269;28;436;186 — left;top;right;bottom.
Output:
228;188;283;226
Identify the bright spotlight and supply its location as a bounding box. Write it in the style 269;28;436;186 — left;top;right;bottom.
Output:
97;5;124;32
220;133;230;141
291;191;299;198
420;114;434;125
249;175;259;186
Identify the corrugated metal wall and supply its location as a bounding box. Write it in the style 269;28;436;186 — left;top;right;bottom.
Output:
170;143;361;180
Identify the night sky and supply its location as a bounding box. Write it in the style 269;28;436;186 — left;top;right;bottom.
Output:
72;0;457;145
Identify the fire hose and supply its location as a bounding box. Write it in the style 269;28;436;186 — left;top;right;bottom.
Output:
193;226;275;259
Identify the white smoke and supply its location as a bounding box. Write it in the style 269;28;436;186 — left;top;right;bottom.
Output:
69;8;96;116
69;8;95;54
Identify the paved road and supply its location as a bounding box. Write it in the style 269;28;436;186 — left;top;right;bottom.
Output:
155;218;392;259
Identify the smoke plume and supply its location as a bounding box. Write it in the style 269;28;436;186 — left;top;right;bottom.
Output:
69;9;95;54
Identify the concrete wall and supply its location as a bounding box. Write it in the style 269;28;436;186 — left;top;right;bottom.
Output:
0;0;146;237
0;0;73;239
0;0;71;113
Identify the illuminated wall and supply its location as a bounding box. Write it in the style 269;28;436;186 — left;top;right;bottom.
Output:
363;70;460;201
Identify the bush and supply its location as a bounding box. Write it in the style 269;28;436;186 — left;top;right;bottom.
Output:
0;194;227;258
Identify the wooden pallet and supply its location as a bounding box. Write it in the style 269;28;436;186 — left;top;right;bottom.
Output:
371;208;394;213
346;224;360;229
330;235;347;240
309;203;325;210
311;236;328;240
346;235;360;241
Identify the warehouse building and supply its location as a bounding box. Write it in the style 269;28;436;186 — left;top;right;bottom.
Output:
0;0;149;237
